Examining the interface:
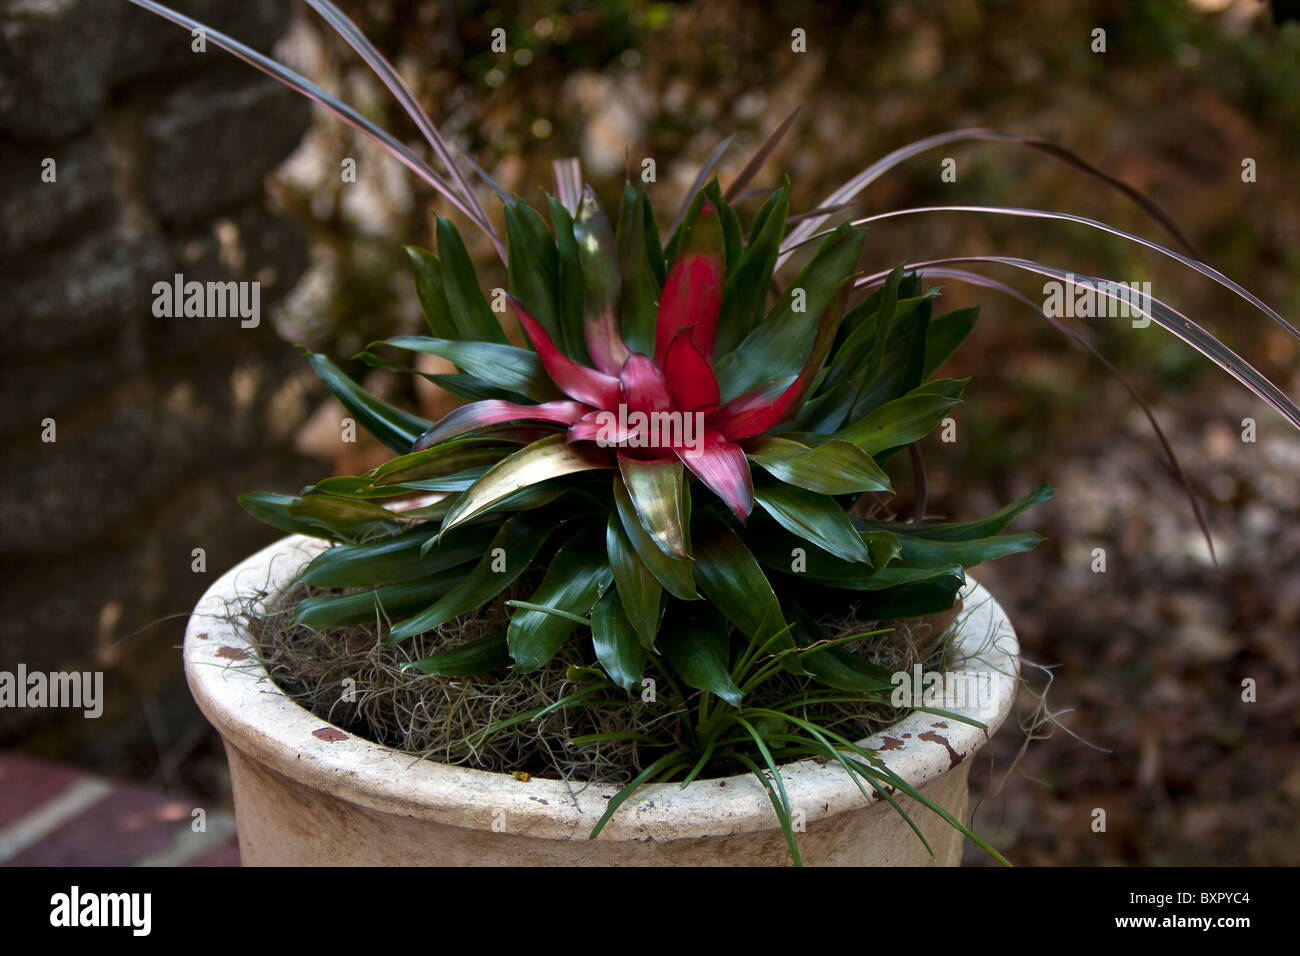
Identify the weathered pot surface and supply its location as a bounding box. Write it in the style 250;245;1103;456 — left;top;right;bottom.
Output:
185;533;1020;866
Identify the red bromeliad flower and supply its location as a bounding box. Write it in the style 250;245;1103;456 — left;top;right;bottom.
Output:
412;202;834;523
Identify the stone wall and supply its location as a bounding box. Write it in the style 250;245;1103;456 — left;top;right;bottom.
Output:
0;0;320;773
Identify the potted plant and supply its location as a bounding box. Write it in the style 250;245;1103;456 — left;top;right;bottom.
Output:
142;0;1300;866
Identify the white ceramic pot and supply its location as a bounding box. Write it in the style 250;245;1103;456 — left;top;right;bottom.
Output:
184;533;1019;866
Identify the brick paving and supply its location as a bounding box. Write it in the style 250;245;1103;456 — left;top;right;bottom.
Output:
0;752;239;867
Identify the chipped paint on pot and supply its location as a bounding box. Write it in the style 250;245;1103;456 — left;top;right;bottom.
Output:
185;534;1019;866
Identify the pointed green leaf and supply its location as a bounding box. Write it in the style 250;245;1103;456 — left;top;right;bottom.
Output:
238;492;337;539
752;483;873;564
548;195;591;363
294;570;464;628
442;435;611;533
302;524;493;588
404;630;511;676
505;199;562;345
745;520;921;589
612;477;699;601
745;436;892;495
436;213;508;343
846;571;967;620
851;292;933;417
617;456;690;557
834;380;966;456
404;245;458;339
388;507;561;642
714;183;789;357
659;605;743;707
572;185;627;374
606;514;663;650
616;183;661;355
892;532;1045;569
286;494;398;531
591;589;648;691
370;337;560;403
364;437;517;486
692;515;795;659
508;525;613;672
857;484;1055;541
305;352;430;454
923;306;979;379
713;222;866;400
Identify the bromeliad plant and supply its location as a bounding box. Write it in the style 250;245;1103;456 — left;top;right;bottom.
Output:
244;176;1047;863
134;0;1300;864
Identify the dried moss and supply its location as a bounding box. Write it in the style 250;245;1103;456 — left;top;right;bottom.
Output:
242;582;952;785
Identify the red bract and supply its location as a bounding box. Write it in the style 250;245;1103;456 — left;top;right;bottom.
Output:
420;201;824;523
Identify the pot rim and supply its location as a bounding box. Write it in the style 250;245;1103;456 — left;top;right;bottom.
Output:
184;533;1019;843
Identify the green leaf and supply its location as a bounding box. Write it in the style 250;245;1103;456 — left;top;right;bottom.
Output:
611;477;699;601
617;456;690;558
714;183;788;356
784;601;895;691
453;479;577;529
749;522;968;591
436;214;507;343
302;524;493;588
548;195;590;363
421;372;532;404
892;532;1045;569
692;515;794;659
845;571;967;620
752;482;873;564
294;570;463;628
304;352;430;455
745;436;892;495
387;507;561;642
850;292;933;418
441;435;612;533
800;645;896;692
365;437;518;486
923;306;978;379
642;189;665;285
507;525;613;672
662;186;708;270
505;199;562;345
702;180;742;271
370;337;560;403
659;605;743;707
309;476;423;499
605;514;663;649
286;495;398;532
714;222;866;400
857;484;1055;541
616;183;661;356
403;630;511;676
833;380;966;456
403;245;458;339
590;589;647;691
572;185;624;367
798;269;911;432
238;492;337;539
